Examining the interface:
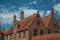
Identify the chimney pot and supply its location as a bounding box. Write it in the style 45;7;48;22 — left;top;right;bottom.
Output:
50;8;54;16
21;11;24;20
13;14;17;23
37;11;39;14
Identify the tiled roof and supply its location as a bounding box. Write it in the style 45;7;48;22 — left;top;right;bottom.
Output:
1;13;52;35
42;15;51;27
18;14;37;30
8;24;14;33
32;33;60;40
1;30;8;35
7;13;37;34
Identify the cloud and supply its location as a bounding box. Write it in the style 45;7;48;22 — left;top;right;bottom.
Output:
18;6;29;10
0;6;45;29
52;0;57;3
0;4;5;8
0;8;9;13
0;7;20;25
10;6;16;8
53;3;60;15
19;7;44;17
0;6;44;24
29;0;37;4
23;9;44;17
45;10;50;16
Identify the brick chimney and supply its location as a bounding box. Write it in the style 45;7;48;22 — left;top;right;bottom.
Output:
13;14;17;23
21;11;24;20
37;11;39;14
50;8;54;16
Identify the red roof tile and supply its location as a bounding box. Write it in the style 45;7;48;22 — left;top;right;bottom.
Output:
1;30;8;35
8;25;14;33
42;15;51;27
18;14;37;30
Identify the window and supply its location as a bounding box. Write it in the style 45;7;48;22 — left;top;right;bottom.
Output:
23;31;25;38
19;33;21;38
40;30;44;35
2;34;4;40
37;20;40;24
14;34;16;40
55;30;58;33
6;36;8;40
10;34;12;40
34;29;37;36
54;23;56;28
48;29;51;34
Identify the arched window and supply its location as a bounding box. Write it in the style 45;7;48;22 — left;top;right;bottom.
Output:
40;30;44;35
48;29;51;34
34;29;37;36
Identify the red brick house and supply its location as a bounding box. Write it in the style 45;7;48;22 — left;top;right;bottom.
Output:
0;8;60;40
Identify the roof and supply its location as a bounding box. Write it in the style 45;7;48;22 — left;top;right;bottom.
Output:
1;30;8;35
18;14;37;30
8;24;14;33
32;33;60;40
7;13;37;34
1;13;53;35
42;15;51;27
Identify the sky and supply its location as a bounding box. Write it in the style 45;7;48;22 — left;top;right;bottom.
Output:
0;0;60;30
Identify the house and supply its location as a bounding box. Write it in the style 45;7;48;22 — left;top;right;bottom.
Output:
0;8;60;40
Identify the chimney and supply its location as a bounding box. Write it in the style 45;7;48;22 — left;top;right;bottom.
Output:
21;11;24;20
13;14;17;23
37;11;39;14
50;8;54;16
